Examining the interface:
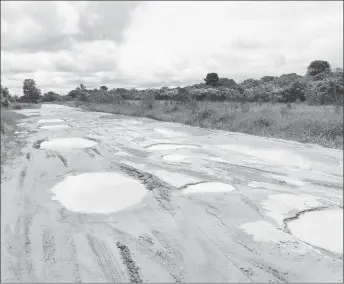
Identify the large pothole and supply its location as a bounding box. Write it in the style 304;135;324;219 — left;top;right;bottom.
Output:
51;172;147;214
184;182;236;194
286;209;343;254
38;138;97;150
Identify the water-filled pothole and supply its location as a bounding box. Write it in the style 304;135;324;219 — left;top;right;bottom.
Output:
162;154;190;162
37;119;64;124
146;143;200;150
184;182;235;194
39;124;70;130
51;172;147;214
35;138;97;150
287;209;343;254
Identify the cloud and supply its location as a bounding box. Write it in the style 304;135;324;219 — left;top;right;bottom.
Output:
1;1;343;95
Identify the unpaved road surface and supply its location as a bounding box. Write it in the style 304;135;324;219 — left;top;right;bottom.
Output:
1;104;343;283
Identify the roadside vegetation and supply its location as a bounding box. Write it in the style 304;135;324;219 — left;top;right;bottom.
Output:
2;60;343;149
0;109;27;168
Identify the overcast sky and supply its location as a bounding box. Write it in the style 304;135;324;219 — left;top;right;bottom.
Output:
1;1;343;95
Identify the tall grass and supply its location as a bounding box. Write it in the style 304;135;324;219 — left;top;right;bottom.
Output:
56;100;343;149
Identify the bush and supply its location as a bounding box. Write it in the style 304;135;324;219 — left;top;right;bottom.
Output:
141;92;155;109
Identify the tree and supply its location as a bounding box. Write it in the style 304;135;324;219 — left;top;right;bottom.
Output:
42;91;61;102
307;60;331;76
80;84;87;91
23;79;41;102
204;73;219;87
218;78;237;88
100;86;108;92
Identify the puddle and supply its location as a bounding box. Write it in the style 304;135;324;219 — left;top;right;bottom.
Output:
261;194;321;226
51;172;147;214
240;220;294;243
37;119;64;124
287;209;343;254
184;182;235;194
40;138;97;150
154;128;186;137
39;124;70;130
162;154;190;163
14;131;28;134
146;143;199;150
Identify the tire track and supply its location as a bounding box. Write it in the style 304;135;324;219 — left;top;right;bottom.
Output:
84;148;95;158
55;153;68;167
111;162;176;212
7;214;35;282
116;242;142;283
66;236;82;283
85;233;122;282
18;165;28;189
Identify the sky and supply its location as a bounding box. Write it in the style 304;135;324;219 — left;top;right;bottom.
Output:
1;1;343;96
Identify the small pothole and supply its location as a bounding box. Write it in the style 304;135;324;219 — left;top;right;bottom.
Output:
146;143;200;150
39;124;70;130
183;182;236;194
162;154;190;163
33;138;98;150
37;119;64;124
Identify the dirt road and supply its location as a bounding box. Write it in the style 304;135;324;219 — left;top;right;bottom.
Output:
1;104;343;283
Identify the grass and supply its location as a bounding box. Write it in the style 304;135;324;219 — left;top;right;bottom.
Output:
1;104;40;167
7;102;42;110
57;100;343;149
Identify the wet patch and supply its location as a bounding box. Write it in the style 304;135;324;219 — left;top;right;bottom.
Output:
37;119;64;124
219;145;313;168
162;154;190;163
145;143;200;150
286;209;343;254
40;138;98;151
39;124;70;130
183;182;236;194
50;172;147;214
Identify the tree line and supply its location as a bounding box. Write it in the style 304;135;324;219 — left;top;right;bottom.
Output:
1;60;343;106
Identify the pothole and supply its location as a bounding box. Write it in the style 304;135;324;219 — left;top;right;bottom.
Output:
146;143;200;150
154;128;186;137
39;124;71;130
38;138;97;150
162;154;190;163
51;172;147;214
286;209;343;254
14;131;29;134
37;119;64;124
184;182;235;194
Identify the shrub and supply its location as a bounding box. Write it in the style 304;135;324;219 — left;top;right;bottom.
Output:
240;102;250;113
141;92;155;109
254;117;272;127
113;94;122;105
